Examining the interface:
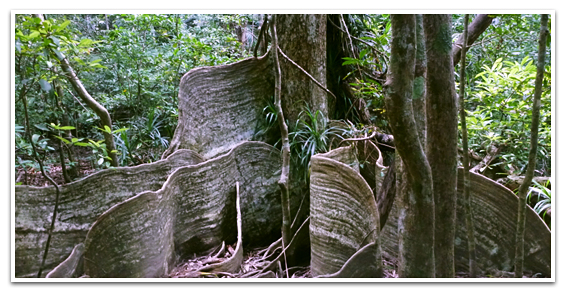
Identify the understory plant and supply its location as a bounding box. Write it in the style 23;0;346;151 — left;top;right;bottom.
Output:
526;180;551;228
289;106;345;181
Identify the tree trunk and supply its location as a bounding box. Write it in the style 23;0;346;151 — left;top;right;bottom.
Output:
514;13;548;278
424;14;458;278
413;14;427;144
385;14;435;278
276;14;328;124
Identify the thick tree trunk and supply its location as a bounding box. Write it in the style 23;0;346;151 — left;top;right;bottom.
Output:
424;14;459;278
413;14;427;144
452;14;495;65
514;14;548;278
385;14;435;278
276;14;327;124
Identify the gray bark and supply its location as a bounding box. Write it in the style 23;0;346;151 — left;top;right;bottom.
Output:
162;55;274;159
83;142;284;277
386;14;435;278
309;146;382;277
380;169;551;277
15;149;205;277
276;14;328;124
424;14;458;278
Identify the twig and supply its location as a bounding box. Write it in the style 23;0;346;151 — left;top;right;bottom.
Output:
277;47;337;100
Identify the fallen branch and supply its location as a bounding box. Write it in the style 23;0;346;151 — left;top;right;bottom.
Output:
338;128;378;146
470;144;501;173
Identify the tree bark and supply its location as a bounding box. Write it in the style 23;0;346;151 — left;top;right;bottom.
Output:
452;14;495;66
276;14;327;124
458;14;478;278
413;14;427;145
514;13;548;278
424;14;458;278
385;14;435;278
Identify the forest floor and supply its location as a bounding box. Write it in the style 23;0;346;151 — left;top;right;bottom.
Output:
165;243;545;279
15;147;98;187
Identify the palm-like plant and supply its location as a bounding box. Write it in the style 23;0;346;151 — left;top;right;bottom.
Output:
526;180;551;225
289;107;345;179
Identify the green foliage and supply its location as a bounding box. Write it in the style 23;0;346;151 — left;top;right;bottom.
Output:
527;181;551;217
464;56;551;176
15;14;254;177
289;107;345;180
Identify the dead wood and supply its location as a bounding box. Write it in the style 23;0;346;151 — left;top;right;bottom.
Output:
470;144;501;173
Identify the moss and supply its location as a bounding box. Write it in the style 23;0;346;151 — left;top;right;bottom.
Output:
433;22;453;55
412;76;425;100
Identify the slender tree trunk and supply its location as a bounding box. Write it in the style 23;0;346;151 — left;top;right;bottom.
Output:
33;14;119;167
53;77;78;180
385;14;435;278
276;14;327;124
270;15;294;268
458;14;478;278
424;14;458;278
514;14;548;278
21;83;61;278
55;55;119;167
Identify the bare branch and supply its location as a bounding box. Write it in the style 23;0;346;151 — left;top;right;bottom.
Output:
277;47;337;100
